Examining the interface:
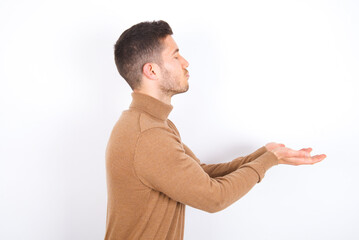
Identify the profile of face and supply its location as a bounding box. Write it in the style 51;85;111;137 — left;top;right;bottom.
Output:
158;35;190;96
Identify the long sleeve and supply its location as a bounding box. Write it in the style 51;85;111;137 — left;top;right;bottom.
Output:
183;143;268;178
133;127;278;213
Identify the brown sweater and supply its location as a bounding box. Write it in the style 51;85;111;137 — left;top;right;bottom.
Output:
104;92;278;240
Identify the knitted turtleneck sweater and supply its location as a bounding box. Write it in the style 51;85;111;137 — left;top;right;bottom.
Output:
104;92;278;240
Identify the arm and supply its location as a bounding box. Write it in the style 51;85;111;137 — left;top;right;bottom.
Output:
166;119;281;178
182;143;268;178
133;127;278;213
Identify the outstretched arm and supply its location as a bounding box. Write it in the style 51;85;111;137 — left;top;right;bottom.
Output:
183;143;271;178
166;119;285;178
133;127;278;213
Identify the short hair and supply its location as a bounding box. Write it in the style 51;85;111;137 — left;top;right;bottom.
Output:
114;20;173;90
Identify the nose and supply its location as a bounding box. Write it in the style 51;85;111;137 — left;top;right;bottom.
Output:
182;57;189;68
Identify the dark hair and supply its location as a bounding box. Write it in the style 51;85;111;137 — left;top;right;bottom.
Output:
114;20;173;90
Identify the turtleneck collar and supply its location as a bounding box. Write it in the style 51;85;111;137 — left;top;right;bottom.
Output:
129;92;173;121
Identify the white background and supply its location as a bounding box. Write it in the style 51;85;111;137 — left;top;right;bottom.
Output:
1;0;358;239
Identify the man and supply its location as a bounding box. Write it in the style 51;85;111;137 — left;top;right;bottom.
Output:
104;20;326;240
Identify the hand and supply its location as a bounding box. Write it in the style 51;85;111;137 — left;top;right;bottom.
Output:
265;142;286;151
271;147;326;166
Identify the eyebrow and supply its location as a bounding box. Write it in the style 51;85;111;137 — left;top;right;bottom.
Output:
172;48;179;55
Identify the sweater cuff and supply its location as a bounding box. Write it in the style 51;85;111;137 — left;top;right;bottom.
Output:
252;146;268;158
241;151;278;183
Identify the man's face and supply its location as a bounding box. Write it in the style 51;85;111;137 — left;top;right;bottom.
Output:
158;35;190;96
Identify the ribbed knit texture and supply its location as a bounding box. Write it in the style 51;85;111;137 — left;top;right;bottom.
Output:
104;92;278;240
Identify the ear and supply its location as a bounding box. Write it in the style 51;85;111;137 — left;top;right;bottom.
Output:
142;62;160;80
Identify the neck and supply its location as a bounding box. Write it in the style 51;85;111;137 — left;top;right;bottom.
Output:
133;89;172;105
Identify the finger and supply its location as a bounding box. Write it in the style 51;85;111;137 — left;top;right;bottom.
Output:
287;148;309;158
299;148;312;154
286;155;325;165
312;154;327;161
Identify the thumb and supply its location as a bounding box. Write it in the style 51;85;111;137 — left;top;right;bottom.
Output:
299;147;312;152
299;148;312;158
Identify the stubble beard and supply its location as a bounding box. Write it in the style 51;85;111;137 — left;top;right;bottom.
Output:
159;67;189;97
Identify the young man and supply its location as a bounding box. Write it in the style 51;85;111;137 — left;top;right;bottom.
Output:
104;20;326;240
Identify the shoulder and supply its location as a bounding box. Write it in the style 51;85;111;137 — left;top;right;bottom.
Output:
136;112;169;132
135;117;182;148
